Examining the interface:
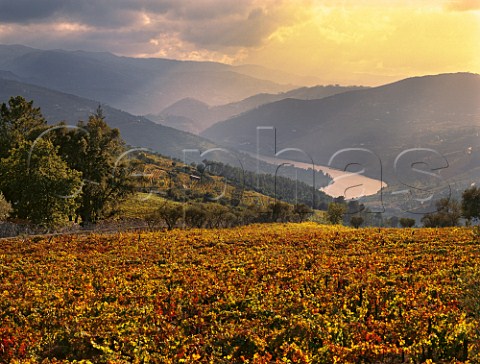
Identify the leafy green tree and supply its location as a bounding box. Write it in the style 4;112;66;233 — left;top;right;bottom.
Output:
56;108;134;224
327;202;346;225
0;140;81;227
0;97;81;227
462;186;480;225
0;96;47;159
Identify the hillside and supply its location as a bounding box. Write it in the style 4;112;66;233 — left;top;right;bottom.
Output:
148;85;367;134
0;77;218;161
1;224;479;362
0;44;293;115
202;73;480;190
122;151;330;213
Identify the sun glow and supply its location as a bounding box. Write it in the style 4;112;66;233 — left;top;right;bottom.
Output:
0;0;476;85
241;1;480;85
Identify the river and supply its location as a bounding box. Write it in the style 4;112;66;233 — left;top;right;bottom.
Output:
250;153;387;199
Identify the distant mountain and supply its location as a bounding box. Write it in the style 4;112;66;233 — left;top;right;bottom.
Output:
148;85;367;134
0;70;22;81
0;44;293;115
0;77;217;160
147;98;211;134
0;76;332;190
202;73;480;187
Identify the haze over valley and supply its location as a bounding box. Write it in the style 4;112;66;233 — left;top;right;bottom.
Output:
0;0;478;213
0;43;479;208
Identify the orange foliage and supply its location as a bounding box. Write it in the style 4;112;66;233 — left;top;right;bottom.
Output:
0;224;479;363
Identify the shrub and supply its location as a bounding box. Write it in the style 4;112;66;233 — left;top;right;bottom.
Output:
350;216;364;228
327;203;346;225
399;217;416;228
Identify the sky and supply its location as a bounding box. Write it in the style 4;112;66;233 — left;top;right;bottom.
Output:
0;0;478;85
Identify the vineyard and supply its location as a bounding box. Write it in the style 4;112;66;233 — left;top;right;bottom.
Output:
1;223;480;363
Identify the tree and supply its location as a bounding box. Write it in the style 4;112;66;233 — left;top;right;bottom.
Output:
327;202;346;225
268;202;293;222
205;204;231;228
152;202;183;230
293;203;313;222
350;216;364;228
184;204;208;228
399;217;416;228
462;186;480;225
421;198;461;228
0;96;47;159
0;97;81;227
56;108;134;225
238;204;265;225
0;140;81;227
346;200;365;215
386;216;399;228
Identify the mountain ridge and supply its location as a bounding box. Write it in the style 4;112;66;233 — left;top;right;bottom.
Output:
148;85;368;133
0;75;332;190
0;44;294;115
0;76;218;161
201;72;480;188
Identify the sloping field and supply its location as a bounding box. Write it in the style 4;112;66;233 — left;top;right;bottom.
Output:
1;224;480;363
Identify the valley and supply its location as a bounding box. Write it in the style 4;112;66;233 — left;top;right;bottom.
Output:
244;151;387;199
0;2;479;362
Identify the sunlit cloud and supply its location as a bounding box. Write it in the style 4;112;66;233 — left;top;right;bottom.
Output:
53;22;92;33
0;0;477;85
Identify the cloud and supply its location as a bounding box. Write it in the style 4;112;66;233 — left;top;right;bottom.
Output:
0;0;64;23
0;0;304;65
151;0;249;21
179;7;290;48
0;0;152;28
0;0;477;84
142;1;303;49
